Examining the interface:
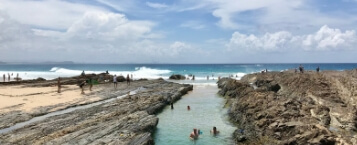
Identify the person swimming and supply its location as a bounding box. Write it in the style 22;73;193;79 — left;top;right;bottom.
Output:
189;128;199;140
210;126;220;135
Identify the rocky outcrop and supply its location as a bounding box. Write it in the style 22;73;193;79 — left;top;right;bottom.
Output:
218;70;357;144
0;79;193;145
169;74;186;80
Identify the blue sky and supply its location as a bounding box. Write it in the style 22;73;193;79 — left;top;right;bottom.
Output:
0;0;357;63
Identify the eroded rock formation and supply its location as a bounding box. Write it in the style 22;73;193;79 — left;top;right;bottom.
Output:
218;70;357;144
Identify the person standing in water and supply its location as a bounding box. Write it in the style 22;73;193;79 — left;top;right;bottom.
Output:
8;73;10;81
210;126;220;135
170;102;174;109
3;74;5;82
113;75;118;89
189;128;199;140
57;77;61;93
126;74;130;85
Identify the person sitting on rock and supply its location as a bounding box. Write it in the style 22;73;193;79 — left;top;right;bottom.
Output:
189;128;199;139
210;126;220;135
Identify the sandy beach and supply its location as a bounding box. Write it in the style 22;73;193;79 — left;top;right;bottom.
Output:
0;85;101;113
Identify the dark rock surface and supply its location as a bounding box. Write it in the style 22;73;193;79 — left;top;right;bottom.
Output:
0;79;192;145
169;74;186;80
218;70;357;144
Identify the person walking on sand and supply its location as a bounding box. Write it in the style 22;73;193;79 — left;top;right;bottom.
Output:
113;75;118;89
79;81;86;94
57;77;61;93
316;66;320;73
126;74;130;85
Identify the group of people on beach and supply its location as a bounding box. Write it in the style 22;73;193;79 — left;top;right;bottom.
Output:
2;73;19;82
112;74;132;89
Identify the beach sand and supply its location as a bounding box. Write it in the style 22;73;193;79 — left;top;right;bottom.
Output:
0;85;101;114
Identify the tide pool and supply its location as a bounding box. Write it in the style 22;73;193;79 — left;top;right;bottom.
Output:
153;85;236;145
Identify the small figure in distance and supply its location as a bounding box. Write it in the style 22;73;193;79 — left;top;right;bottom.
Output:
126;74;130;85
187;105;191;110
192;75;195;81
81;70;85;76
316;66;320;73
189;128;199;140
171;102;174;109
8;73;10;81
106;70;109;74
57;77;61;93
265;68;268;73
79;80;86;94
299;64;303;73
89;78;93;91
210;126;220;135
113;75;118;89
3;74;5;82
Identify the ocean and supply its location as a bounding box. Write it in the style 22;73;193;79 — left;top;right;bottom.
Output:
0;63;356;81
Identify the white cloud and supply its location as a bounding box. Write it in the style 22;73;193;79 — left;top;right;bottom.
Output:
169;41;191;56
228;25;357;51
303;25;356;50
65;12;154;41
0;0;108;30
0;10;197;63
146;2;168;9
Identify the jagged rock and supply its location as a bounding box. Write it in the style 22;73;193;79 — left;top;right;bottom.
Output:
218;70;357;144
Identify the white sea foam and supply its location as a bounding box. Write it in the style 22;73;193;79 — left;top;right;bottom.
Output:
0;66;172;80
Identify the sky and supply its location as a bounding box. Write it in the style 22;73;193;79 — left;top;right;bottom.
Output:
0;0;357;63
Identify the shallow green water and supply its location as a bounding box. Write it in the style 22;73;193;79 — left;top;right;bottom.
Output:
153;85;236;145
